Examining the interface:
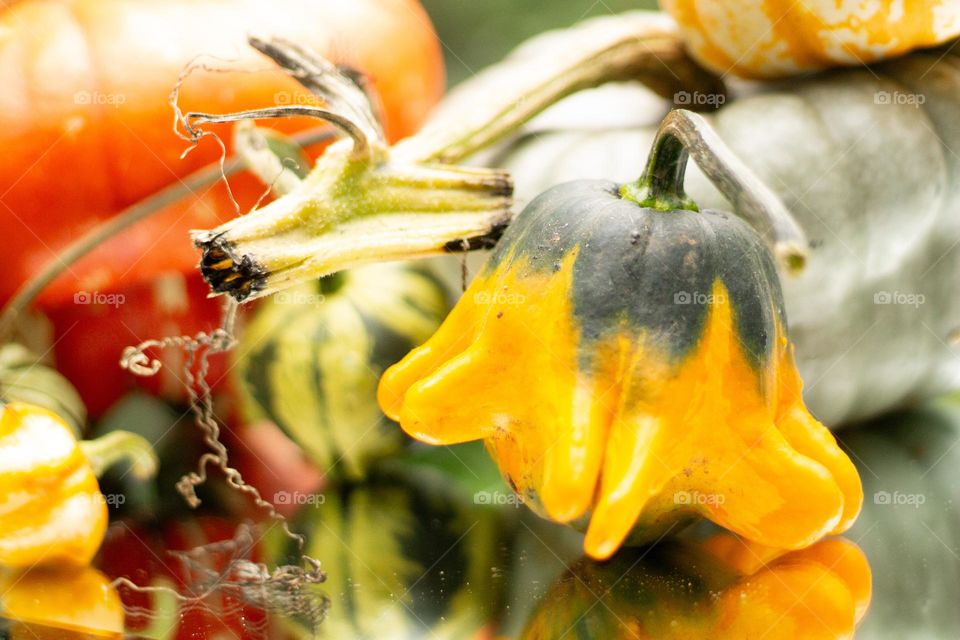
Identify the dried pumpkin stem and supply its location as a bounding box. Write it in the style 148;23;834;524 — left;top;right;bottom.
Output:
192;37;513;302
193;15;723;301
392;12;724;164
194;151;511;300
247;36;384;144
623;109;808;273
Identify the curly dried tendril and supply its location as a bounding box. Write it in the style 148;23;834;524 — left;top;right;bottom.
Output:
112;38;362;623
119;300;281;522
119;302;326;626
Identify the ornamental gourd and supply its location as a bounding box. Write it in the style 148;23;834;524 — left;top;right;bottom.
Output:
235;262;449;480
0;401;156;569
494;37;960;426
0;402;108;568
661;0;960;77
379;110;862;560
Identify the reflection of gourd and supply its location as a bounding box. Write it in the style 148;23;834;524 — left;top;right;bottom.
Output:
521;535;870;640
235;262;448;480
266;470;507;639
0;566;124;639
843;399;960;639
496;42;960;426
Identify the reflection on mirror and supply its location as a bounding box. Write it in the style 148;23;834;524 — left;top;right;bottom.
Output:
521;535;870;640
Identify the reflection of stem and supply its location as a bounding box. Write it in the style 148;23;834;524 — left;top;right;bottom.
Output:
622;109;808;273
0;128;334;342
80;430;159;480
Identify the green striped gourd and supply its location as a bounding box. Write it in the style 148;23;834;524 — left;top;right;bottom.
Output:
234;262;448;480
265;470;506;639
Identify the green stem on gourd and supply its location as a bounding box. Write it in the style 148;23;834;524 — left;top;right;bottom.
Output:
623;109;808;273
620;120;698;213
80;430;159;481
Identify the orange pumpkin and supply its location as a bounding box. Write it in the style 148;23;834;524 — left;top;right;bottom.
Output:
0;0;444;306
0;0;443;412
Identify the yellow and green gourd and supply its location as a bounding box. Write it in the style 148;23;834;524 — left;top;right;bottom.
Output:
495;37;960;427
379;111;862;560
234;262;448;480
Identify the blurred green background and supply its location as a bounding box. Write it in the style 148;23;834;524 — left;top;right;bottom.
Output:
421;0;659;85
